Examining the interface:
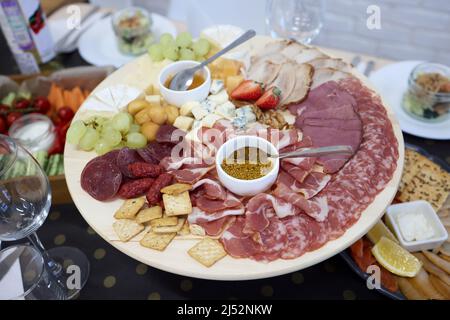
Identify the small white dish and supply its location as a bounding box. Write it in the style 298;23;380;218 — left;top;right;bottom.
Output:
78;14;177;67
369;60;450;140
386;200;448;252
215;136;279;196
158;60;211;107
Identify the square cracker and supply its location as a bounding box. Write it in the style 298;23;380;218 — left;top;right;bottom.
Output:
188;238;227;267
153;218;186;233
113;219;144;242
140;231;176;251
114;198;145;219
136;206;163;224
161;183;192;195
163;191;192;216
150;216;178;228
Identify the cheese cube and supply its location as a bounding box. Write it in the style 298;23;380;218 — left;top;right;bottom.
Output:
145;95;161;106
210;79;224;95
191;104;209;120
214;101;236;119
201;113;223;128
173;116;194;131
180;101;200;116
201;99;217;113
207;89;229;104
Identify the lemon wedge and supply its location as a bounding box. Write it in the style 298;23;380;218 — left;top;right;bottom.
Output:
367;220;398;244
371;237;422;277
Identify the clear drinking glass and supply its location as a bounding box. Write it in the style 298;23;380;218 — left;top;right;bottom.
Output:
0;134;89;299
265;0;324;44
0;244;65;300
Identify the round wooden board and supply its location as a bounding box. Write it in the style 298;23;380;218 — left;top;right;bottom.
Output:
64;36;404;280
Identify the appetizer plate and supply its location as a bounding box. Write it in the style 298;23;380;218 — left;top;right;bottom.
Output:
78;14;177;68
340;143;450;300
65;36;404;280
369;61;450;140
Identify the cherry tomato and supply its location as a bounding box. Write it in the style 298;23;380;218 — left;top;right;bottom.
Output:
0;116;7;134
33;96;51;114
57;106;74;123
6;112;22;126
14;99;31;110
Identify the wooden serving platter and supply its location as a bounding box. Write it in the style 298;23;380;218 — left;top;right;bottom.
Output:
64;36;404;280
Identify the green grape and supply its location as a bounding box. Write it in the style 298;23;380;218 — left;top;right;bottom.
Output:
192;38;210;56
162;44;179;61
129;123;141;133
79;127;99;151
176;32;192;48
112;112;132;133
113;141;126;150
102;128;122;147
159;33;174;46
95;139;112;155
148;43;164;61
66;120;87;145
179;48;196;61
126;132;147;149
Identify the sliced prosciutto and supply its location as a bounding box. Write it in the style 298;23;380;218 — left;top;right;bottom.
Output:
220;217;262;259
192;178;227;200
196;191;242;213
172;166;213;184
295;171;331;199
280;157;316;183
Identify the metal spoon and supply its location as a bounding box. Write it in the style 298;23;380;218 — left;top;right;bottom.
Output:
169;29;256;91
270;145;354;159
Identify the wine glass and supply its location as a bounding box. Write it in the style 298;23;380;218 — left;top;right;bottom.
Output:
0;134;89;299
265;0;324;44
0;244;65;300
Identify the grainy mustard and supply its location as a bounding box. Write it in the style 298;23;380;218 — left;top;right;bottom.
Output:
221;147;272;180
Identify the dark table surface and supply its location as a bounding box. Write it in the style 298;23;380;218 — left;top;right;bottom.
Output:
1;32;449;300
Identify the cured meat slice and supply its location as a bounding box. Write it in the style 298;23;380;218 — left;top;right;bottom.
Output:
220;217;262;258
294;48;327;64
281;157;316;182
81;160;122;201
296;172;331;199
156;124;185;144
279;136;312;153
172;166;213;184
269;62;297;105
196;191;242;213
273;183;329;222
276;169;304;192
311;68;352;90
246;60;282;84
138;142;173;163
117;148;144;178
280;41;307;60
192;178;227;200
188;207;244;224
308;58;352;73
282;63;313;106
160;156;210;171
252;217;288;262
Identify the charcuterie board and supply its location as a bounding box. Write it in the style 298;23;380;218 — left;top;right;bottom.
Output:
64;35;404;280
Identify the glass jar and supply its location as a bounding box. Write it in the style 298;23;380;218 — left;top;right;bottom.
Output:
8;114;56;153
402;63;450;122
112;7;154;56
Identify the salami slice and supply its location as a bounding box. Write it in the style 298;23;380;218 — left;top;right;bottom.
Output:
81;160;122;201
144;142;174;162
252;217;288;261
117;147;144;178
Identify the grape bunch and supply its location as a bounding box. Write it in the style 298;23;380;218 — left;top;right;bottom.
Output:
148;32;212;62
67;113;147;155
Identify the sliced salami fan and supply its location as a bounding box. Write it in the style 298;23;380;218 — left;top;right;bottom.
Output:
81;160;122;201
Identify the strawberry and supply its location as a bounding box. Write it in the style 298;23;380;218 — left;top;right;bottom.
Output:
230;80;264;101
255;86;281;109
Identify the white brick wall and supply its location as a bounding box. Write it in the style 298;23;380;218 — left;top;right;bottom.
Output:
313;0;450;65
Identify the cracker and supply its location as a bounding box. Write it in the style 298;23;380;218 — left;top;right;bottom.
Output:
189;224;206;236
153;218;186;233
113;219;144;242
163;191;192;216
114;197;145;219
161;183;192;195
188;238;227;267
135;206;163;224
150;216;178;227
140;231;176;251
177;220;191;236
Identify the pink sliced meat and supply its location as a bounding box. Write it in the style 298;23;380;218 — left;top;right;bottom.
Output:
188;206;244;224
252;216;288;262
276;169;304;192
279;136;312;153
160;156;207;171
280;157;316;183
156;124;185;144
280;214;321;259
196;191;242;213
296;172;331;199
273;183;329;222
196;216;233;237
117;148;144;178
172;166;214;184
138;142;173;163
220;217;262;258
192;178;227;200
81;160;122;201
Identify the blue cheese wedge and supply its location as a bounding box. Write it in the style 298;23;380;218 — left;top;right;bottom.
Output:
215;101;236;119
201;99;217;113
180;101;200;116
191;104;210;120
210;79;224;95
232;105;256;129
207;89;229;104
201;113;223;128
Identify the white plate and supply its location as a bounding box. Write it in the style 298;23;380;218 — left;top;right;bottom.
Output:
369;61;450;140
78;14;177;68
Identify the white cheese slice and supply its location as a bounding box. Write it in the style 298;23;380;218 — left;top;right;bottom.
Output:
201;113;223;128
110;84;142;110
207;89;229;104
191;104;210;120
210;79;224;95
94;87;115;108
173;116;194;131
82;96;116;112
180;101;200;116
215;101;236;119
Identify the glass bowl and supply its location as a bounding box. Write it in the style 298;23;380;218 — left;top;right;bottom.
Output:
402;62;450;122
112;7;154;56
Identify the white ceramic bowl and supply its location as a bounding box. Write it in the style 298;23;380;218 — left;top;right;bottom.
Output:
386;200;448;252
216;136;279;196
158;60;211;107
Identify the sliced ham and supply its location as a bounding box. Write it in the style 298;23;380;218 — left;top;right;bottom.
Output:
196;216;232;237
196;191;242;213
295;171;331;199
192;178;227;200
220;217;262;258
282;63;313;106
280;157;316;183
273;183;329;222
172;166;214;184
188;207;244;224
